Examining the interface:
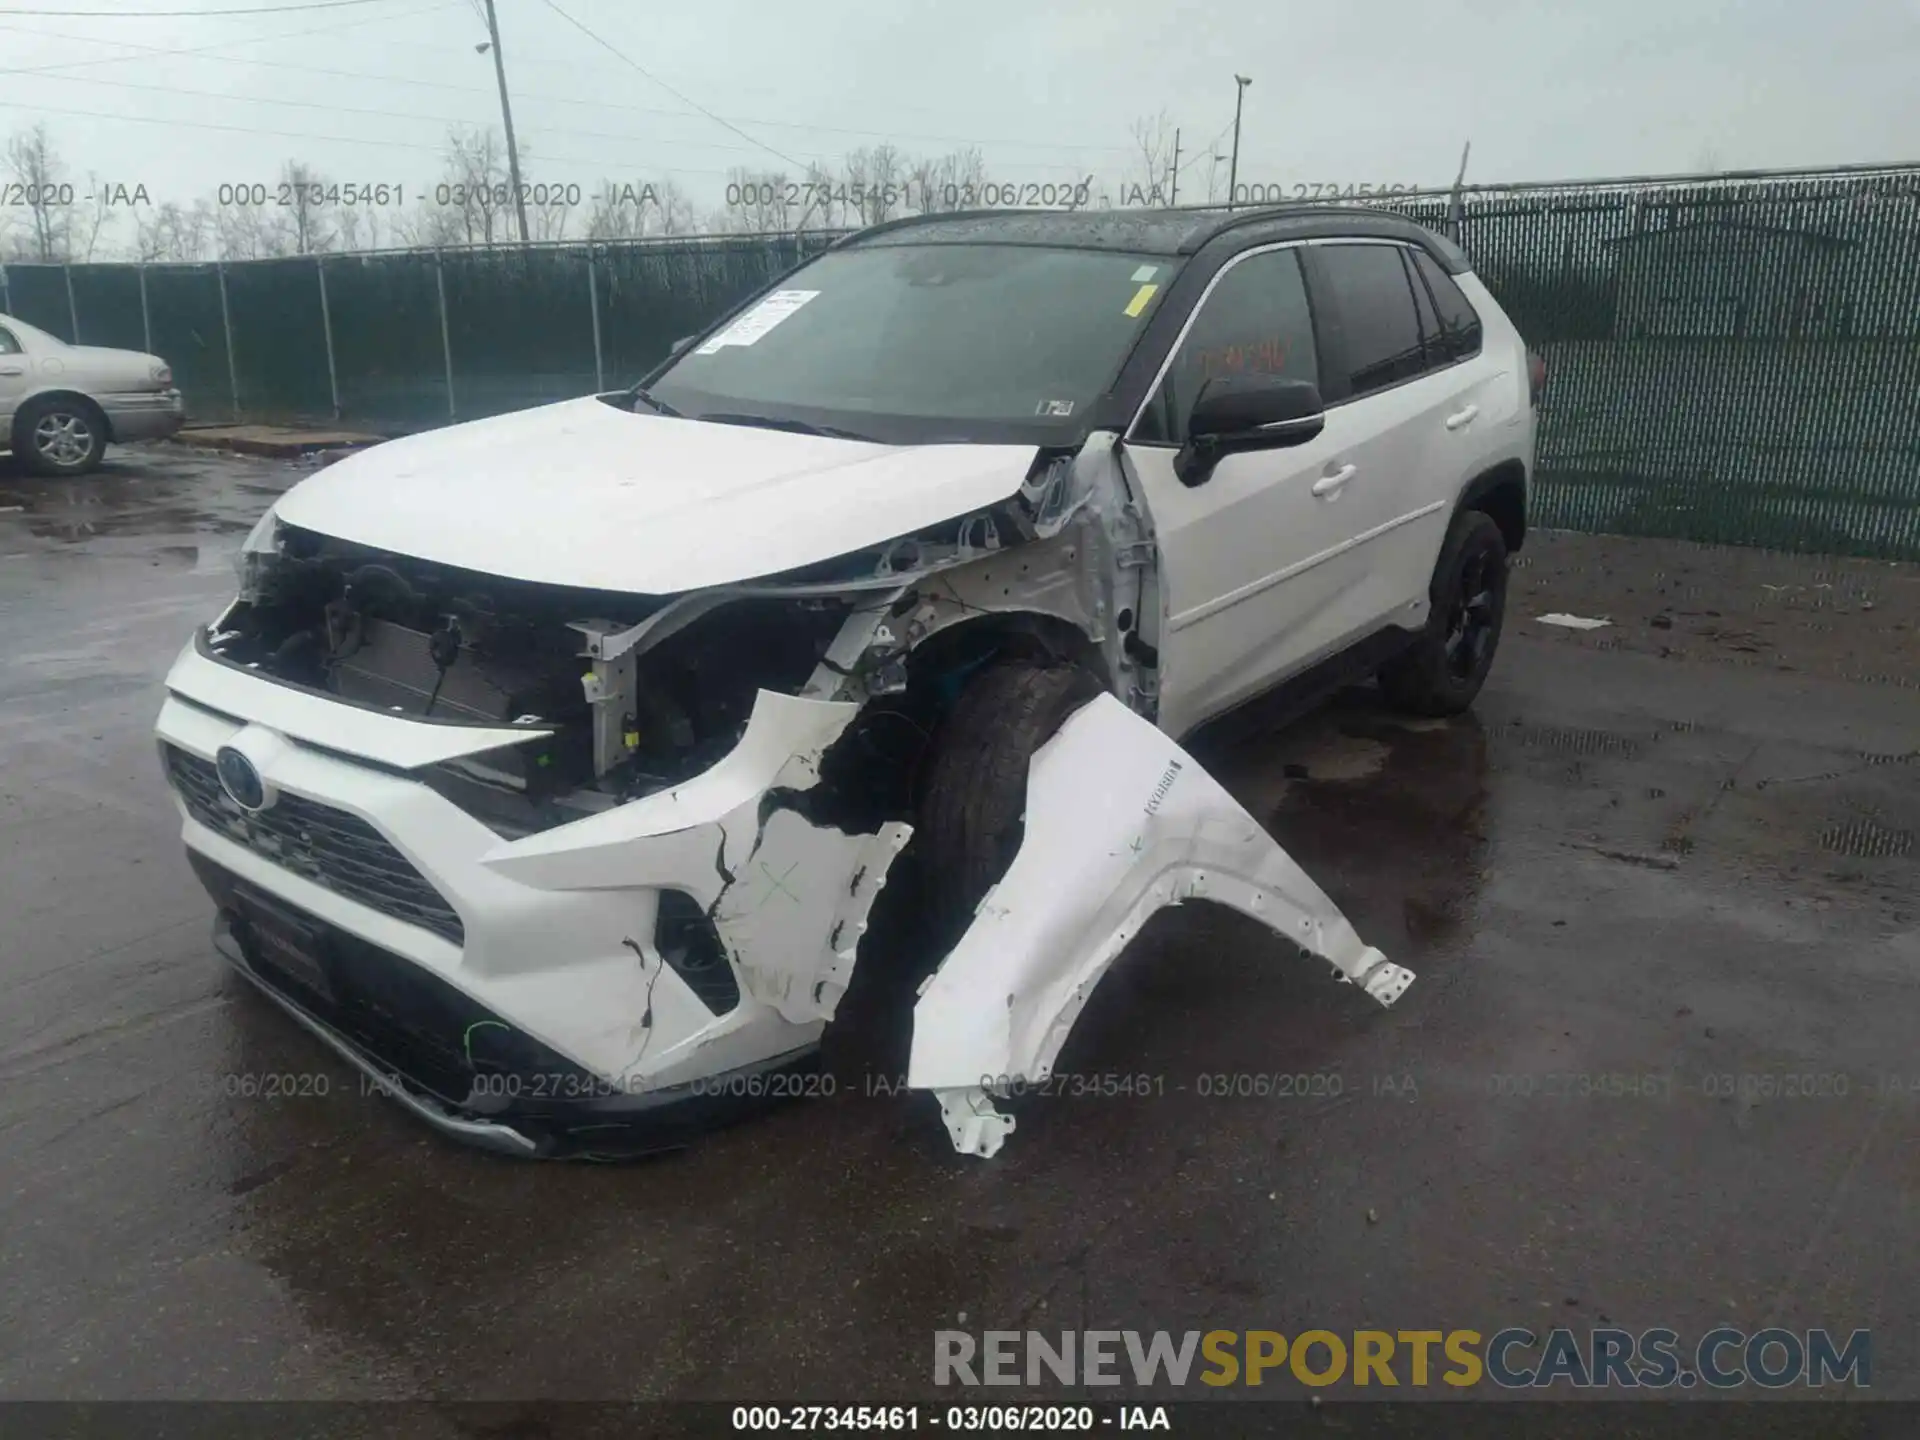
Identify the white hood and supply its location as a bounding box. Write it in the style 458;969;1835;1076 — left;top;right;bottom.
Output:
272;397;1040;593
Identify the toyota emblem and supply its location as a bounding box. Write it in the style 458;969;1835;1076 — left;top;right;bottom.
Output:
215;745;268;812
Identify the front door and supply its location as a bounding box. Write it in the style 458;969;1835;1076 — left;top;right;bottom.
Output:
1123;245;1381;739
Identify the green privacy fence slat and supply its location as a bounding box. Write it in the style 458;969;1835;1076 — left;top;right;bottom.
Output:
4;169;1918;555
225;257;333;422
2;264;74;339
67;266;146;351
441;246;598;421
322;251;448;428
140;265;231;422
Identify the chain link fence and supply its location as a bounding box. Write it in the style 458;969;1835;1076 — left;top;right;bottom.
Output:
4;164;1918;557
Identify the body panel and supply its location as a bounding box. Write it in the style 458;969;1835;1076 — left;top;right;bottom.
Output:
909;694;1412;1157
273;395;1040;592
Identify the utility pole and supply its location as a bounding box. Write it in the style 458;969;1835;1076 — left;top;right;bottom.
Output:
1168;127;1181;206
1226;75;1251;210
483;0;532;246
1446;139;1472;241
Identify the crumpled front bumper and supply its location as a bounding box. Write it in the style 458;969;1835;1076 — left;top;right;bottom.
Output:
159;640;1411;1162
157;641;909;1157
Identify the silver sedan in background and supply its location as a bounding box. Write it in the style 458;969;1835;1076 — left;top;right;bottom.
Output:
0;312;185;475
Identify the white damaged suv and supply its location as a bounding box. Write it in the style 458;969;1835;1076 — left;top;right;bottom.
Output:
155;205;1538;1159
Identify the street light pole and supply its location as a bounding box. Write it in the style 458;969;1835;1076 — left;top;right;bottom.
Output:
1226;74;1251;210
482;0;532;245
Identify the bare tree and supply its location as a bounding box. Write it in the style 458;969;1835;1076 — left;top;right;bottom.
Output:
792;161;848;232
841;144;906;227
715;167;800;233
332;203;384;253
587;177;697;238
905;147;988;215
1120;109;1178;208
5;124;73;261
215;199;293;260
278;160;335;254
396;127;514;247
133;200;215;261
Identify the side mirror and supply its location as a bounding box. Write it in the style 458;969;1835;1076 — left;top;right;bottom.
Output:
669;333;696;356
1175;375;1326;486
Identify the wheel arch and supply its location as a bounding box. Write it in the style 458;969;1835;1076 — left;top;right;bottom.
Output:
1456;458;1528;553
13;387;110;449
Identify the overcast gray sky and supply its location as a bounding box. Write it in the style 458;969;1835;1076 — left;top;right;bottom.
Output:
1;0;1917;243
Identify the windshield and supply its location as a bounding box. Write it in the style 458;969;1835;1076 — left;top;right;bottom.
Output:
643;242;1177;444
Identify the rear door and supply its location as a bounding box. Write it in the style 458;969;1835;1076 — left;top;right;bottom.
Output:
0;323;29;435
1301;242;1507;624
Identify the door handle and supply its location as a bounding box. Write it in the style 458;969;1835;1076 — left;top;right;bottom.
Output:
0;365;24;376
1311;464;1356;497
1445;404;1480;431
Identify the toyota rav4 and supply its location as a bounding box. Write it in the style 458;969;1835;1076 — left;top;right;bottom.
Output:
155;204;1538;1159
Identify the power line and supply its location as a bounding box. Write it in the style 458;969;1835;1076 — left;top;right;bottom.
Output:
0;0;460;76
532;0;806;173
0;0;405;15
0;10;1133;160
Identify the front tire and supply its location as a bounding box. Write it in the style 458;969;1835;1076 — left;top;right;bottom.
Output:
17;395;108;476
1378;509;1509;716
917;658;1104;934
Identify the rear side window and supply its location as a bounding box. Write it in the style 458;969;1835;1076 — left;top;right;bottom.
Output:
0;327;20;356
1313;244;1426;397
1412;249;1483;361
1135;247;1318;444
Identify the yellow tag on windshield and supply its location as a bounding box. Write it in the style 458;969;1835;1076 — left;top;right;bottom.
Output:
1123;283;1159;318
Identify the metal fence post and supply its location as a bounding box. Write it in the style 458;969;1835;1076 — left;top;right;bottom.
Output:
64;262;79;342
138;261;152;354
217;260;240;423
316;254;341;421
435;248;456;420
587;245;605;392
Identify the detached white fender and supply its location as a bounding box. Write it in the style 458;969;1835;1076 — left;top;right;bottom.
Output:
907;694;1413;1157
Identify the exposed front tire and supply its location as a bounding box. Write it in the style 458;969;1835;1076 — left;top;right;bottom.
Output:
917;658;1104;934
1378;508;1509;717
17;395;108;476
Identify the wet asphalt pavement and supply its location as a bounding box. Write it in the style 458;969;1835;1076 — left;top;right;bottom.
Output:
1;444;1916;1408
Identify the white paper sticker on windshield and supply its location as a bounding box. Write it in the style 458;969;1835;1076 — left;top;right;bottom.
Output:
694;289;820;355
1035;399;1074;417
1131;265;1159;282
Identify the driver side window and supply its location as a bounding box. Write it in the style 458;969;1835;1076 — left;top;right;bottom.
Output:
1135;248;1319;444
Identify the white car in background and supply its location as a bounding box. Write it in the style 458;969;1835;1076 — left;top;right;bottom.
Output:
0;312;184;474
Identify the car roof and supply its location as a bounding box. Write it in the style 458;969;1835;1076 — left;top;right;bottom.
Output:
840;203;1471;271
0;313;63;345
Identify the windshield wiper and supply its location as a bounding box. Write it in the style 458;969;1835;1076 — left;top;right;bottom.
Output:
626;385;683;418
696;411;879;443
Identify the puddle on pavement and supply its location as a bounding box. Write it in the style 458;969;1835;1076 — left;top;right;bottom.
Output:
0;468;260;542
1217;693;1494;954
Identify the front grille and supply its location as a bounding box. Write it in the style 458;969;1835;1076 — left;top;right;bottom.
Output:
190;853;581;1107
164;744;465;945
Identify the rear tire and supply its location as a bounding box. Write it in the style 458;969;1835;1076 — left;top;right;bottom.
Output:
17;395;107;476
1378;509;1509;717
917;658;1104;934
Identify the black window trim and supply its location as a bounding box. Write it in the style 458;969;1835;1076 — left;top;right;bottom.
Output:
1407;245;1485;366
1121;238;1328;449
1299;238;1485;410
